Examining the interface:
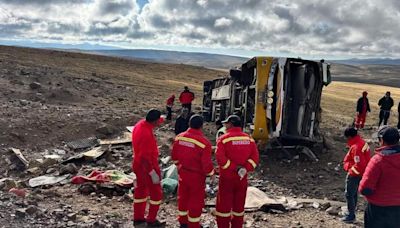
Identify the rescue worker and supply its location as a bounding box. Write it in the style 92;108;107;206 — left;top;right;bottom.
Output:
378;91;394;126
166;94;175;120
341;127;371;223
175;108;190;135
179;86;195;113
359;126;400;228
355;91;371;129
171;115;215;228
215;115;260;228
131;109;165;227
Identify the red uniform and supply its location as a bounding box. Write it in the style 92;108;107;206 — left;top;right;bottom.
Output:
179;90;195;105
359;145;400;206
355;93;370;129
215;127;259;228
166;95;175;107
131;119;163;223
171;128;214;228
343;135;371;177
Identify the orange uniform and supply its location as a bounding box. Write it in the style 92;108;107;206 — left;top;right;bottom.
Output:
132;119;163;223
215;127;259;228
172;128;214;228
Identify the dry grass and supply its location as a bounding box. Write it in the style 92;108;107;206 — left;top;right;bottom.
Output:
322;81;400;128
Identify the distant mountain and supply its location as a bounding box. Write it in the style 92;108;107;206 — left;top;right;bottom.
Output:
88;49;247;69
331;58;400;66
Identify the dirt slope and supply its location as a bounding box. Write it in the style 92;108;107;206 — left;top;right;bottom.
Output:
1;45;400;227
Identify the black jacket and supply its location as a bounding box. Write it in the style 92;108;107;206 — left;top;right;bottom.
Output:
357;97;371;113
378;97;394;111
174;115;189;135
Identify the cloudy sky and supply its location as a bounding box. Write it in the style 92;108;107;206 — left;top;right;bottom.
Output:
0;0;399;59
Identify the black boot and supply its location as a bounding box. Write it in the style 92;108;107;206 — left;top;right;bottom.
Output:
146;220;166;227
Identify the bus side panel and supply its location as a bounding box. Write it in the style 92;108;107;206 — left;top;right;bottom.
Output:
252;57;272;141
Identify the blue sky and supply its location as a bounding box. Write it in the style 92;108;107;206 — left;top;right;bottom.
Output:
1;0;400;59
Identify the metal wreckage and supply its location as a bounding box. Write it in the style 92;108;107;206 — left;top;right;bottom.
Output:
202;57;332;159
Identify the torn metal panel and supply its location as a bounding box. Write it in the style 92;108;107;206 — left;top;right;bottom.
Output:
66;137;99;150
62;147;106;164
99;132;131;145
9;148;29;169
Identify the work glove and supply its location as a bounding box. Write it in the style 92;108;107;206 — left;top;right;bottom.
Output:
149;169;161;184
237;166;247;180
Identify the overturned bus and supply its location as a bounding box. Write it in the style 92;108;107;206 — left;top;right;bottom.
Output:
203;57;331;156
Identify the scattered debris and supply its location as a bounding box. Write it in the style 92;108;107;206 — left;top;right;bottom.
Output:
326;206;340;216
161;178;178;194
1;178;18;191
245;187;285;212
59;163;79;175
160;156;171;165
29;82;42;90
96;125;118;137
62;147;107;164
9;148;29;169
29;175;69;188
66;137;99;150
9;188;27;197
71;170;135;188
163;164;178;180
126;126;134;132
99;132;131;145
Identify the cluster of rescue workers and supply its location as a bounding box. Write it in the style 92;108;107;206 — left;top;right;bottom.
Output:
354;91;400;129
340;91;400;227
129;87;400;228
131;108;258;228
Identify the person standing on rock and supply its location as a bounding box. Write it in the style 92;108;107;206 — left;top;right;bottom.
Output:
171;115;215;228
131;109;165;227
166;94;175;120
378;91;394;126
355;91;371;129
341;127;371;223
179;86;195;114
215;115;259;228
359;126;400;228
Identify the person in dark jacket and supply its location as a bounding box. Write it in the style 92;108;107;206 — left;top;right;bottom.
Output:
355;91;371;129
174;108;189;135
179;86;195;114
378;91;394;126
397;102;400;129
359;126;400;228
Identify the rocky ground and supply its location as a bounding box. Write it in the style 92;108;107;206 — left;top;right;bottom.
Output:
1;45;400;228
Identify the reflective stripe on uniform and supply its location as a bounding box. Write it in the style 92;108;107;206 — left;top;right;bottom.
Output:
178;210;188;216
351;166;360;175
232;211;244;217
149;199;162;205
175;136;206;148
215;211;231;217
247;159;257;169
207;169;215;176
133;197;148;203
222;136;251;144
362;143;369;153
188;216;201;223
222;160;231;169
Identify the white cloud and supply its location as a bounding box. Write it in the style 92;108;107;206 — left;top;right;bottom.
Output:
1;0;400;58
214;17;232;28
